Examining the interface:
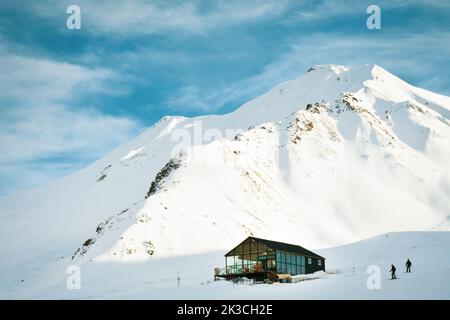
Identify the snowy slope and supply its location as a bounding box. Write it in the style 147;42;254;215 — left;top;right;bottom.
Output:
0;64;449;298
3;231;449;299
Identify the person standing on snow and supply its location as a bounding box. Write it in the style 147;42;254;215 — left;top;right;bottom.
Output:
405;259;412;273
390;264;397;279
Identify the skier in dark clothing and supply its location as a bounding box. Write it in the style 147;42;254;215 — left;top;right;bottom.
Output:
390;264;397;279
405;259;412;273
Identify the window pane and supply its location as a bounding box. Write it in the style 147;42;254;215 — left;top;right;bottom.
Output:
268;259;276;271
286;254;291;264
276;251;282;263
258;253;267;262
276;262;283;273
226;256;232;267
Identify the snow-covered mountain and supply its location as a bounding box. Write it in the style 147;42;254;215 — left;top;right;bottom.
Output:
0;64;449;298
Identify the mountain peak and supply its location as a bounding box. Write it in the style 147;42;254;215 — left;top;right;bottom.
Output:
233;64;390;124
307;63;392;79
309;64;350;74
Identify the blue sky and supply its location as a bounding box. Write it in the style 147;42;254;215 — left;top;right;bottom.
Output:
0;0;449;196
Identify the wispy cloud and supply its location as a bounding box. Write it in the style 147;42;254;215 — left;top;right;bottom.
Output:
165;49;305;113
29;0;294;36
287;0;450;22
166;30;450;113
0;43;142;195
285;31;450;93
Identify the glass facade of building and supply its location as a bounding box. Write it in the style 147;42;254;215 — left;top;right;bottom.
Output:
225;238;308;276
225;238;276;274
275;251;305;275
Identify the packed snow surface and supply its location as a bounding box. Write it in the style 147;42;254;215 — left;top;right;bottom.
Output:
3;232;449;299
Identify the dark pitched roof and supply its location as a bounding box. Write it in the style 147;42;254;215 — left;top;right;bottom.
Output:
225;236;325;259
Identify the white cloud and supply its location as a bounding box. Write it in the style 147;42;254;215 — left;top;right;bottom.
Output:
0;47;142;195
166;30;450;113
0;54;119;104
166;53;302;113
286;0;450;23
31;0;294;35
0;104;138;163
285;31;450;93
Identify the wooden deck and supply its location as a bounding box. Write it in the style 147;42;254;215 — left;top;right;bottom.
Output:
215;271;268;281
215;270;293;282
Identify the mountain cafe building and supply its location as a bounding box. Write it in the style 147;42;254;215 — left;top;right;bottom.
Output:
216;236;325;282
